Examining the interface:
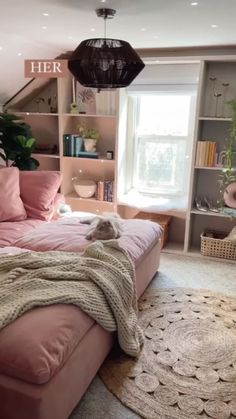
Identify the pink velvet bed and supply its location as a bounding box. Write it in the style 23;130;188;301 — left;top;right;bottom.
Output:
0;217;161;419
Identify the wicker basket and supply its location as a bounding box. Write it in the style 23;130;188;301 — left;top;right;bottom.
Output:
200;230;236;261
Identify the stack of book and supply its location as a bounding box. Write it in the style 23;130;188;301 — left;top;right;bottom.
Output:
63;134;98;158
96;181;113;202
195;141;217;167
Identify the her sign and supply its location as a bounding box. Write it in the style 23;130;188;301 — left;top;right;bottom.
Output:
24;60;69;78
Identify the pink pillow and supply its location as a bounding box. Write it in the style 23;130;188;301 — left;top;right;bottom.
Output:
20;171;62;221
0;167;27;222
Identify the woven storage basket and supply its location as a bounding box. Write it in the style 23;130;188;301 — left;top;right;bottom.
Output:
200;230;236;261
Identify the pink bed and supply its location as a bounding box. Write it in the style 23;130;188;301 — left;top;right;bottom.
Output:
0;217;162;419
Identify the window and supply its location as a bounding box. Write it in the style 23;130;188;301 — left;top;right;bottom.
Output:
129;91;196;198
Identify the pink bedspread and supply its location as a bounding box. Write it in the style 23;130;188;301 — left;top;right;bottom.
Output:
0;219;43;247
11;217;161;266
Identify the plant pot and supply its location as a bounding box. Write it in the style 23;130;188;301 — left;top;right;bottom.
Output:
84;138;96;152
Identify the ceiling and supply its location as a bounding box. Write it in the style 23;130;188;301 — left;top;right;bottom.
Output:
1;0;236;104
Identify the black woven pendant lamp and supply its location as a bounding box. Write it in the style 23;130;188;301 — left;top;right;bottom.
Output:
68;8;145;89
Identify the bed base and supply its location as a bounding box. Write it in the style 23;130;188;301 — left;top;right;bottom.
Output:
0;240;161;419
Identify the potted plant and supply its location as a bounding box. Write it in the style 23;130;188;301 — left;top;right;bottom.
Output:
77;124;99;152
218;100;236;215
0;112;39;170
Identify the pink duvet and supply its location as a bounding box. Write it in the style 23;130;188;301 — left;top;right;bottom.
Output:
11;217;161;265
0;219;43;247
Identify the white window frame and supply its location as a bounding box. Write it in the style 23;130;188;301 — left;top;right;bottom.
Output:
127;87;196;198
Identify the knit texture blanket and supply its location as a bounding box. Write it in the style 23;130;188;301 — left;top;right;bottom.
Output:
0;240;144;357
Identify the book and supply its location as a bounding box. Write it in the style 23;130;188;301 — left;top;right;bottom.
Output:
63;134;71;156
72;136;84;157
78;151;99;159
97;181;104;201
196;140;217;167
107;181;113;202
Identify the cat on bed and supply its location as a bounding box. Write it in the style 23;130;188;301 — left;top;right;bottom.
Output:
83;213;123;241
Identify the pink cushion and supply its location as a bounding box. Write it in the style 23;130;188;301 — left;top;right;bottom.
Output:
20;171;62;221
0;167;27;222
0;304;94;385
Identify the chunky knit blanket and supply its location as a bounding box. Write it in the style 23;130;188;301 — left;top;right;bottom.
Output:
0;240;144;357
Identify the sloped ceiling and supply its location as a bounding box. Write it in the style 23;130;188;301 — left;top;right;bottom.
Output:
1;0;236;104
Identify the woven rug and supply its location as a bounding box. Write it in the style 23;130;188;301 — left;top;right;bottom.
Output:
99;288;236;419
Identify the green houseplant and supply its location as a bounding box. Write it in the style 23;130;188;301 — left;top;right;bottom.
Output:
0;112;39;170
218;100;236;215
77;124;99;152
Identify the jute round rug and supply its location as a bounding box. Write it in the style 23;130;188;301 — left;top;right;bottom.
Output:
99;288;236;419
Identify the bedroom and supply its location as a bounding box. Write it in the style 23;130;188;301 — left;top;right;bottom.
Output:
0;1;236;418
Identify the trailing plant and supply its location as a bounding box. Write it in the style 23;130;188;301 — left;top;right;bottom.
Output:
0;112;39;170
218;100;236;212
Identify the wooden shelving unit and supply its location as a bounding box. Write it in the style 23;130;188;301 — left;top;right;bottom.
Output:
185;59;236;259
5;76;118;213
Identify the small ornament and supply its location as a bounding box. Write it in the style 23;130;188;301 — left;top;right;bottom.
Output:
106;150;113;160
70;102;79;114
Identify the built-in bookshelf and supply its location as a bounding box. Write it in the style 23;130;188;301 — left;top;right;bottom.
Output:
185;59;236;260
5;76;119;214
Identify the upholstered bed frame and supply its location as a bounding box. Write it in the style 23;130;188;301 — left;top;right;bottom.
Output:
0;240;161;419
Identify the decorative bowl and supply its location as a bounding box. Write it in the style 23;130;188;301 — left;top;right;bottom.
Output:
72;178;96;198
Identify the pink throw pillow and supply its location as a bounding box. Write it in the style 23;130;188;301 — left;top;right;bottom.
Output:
0;167;27;222
20;171;62;221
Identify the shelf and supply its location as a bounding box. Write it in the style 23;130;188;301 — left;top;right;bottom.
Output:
191;209;231;218
14;112;59;116
32;153;60;159
62;113;116;118
62;156;114;163
195;166;223;170
65;192;114;204
198;117;232;121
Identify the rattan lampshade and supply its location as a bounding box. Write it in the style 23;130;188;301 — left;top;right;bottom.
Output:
67;9;145;89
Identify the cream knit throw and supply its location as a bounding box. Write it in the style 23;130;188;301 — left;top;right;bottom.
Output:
0;240;144;357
